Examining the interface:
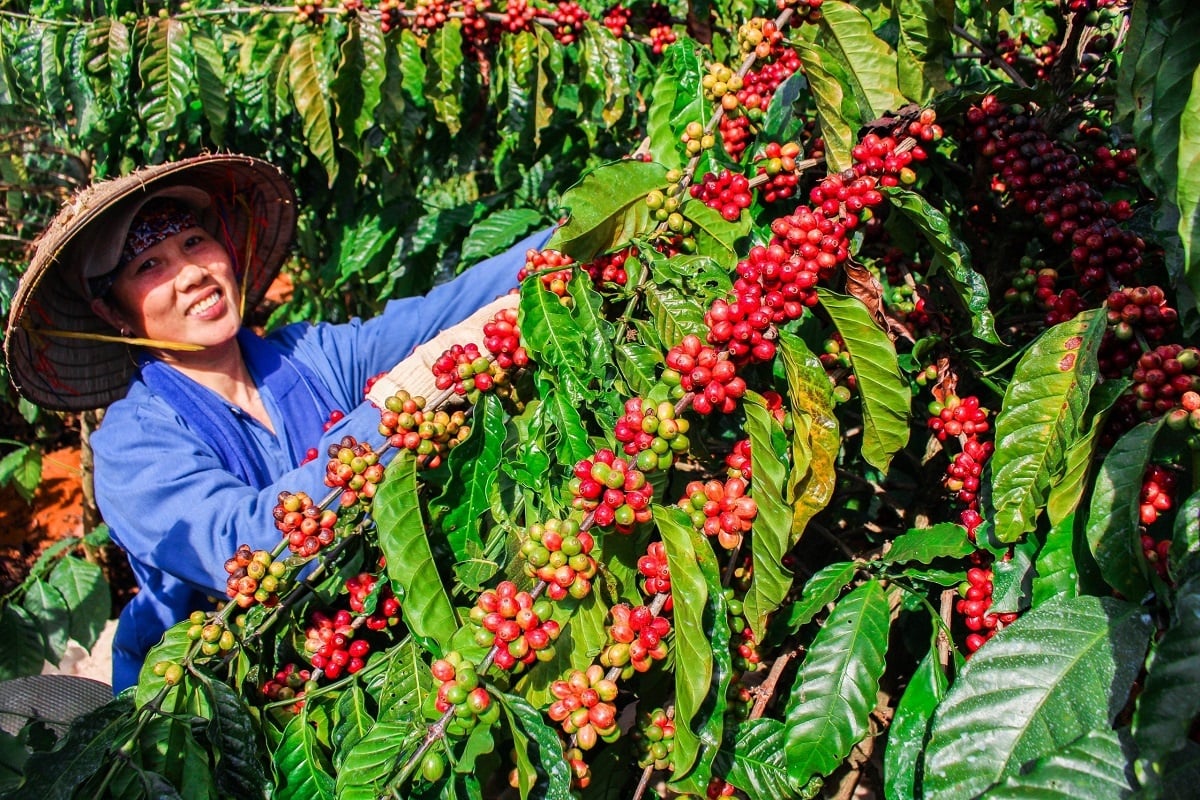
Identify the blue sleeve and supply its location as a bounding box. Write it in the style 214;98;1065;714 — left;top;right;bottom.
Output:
275;227;554;410
92;395;370;598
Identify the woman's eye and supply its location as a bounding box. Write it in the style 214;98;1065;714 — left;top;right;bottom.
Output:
185;234;206;248
135;257;159;274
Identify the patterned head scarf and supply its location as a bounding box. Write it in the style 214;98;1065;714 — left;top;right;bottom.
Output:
88;198;201;298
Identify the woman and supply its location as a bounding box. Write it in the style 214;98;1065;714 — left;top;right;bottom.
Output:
4;154;551;692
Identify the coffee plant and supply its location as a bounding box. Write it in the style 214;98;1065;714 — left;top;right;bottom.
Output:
4;0;1200;799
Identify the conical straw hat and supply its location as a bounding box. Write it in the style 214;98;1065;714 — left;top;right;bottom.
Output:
4;154;296;411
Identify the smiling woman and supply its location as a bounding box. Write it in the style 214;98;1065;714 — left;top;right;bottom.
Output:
3;154;551;691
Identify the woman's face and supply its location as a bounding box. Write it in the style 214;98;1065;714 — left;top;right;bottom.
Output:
106;228;243;351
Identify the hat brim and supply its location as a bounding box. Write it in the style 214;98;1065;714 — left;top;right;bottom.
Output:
4;154;296;412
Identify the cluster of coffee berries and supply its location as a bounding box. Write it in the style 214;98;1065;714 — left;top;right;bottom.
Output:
755;141;802;203
690;170;753;221
294;2;325;25
378;391;471;469
224;544;286;608
517;248;575;300
378;0;405;33
680;121;717;157
1130;345;1200;418
779;0;824;23
666;334;751;412
601;603;671;675
482;307;529;369
648;23;677;54
942;437;994;508
702;62;743;108
345;571;402;630
966;97;1144;292
500;0;537;33
467;581;561;670
409;0;451;35
304;609;370;679
957;564;1017;654
678;477;757;550
637;541;673;601
431;652;501;734
582;246;635;287
548;665;620;749
324;436;385;508
634;707;676;770
927;394;990;442
739;17;783;57
520;518;597;601
613;397;691;471
732;624;764;670
1141;533;1172;582
151;658;185;686
548;0;588;44
274;491;339;557
601;4;631;35
818;334;856;403
707;776;740;798
186;610;238;656
569;450;655;532
725;438;753;480
1139;464;1179;527
1165;391;1200;448
432;342;504;400
261;663;315;713
718;48;802;159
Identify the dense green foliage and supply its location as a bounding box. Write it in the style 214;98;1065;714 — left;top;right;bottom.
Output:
2;0;1200;799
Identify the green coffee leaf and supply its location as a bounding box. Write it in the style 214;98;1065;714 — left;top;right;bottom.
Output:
718;719;803;800
794;38;858;172
191;27;227;147
784;579;891;785
578;21;634;130
496;689;573;800
923;595;1153;800
288;29;338;185
273;712;334;800
376;451;457;650
21;579;69;663
461;209;543;264
817;0;907;118
48;554;109;648
685;199;750;269
783;560;857;633
520;273;595;408
334;721;420;800
433;393;507;560
990;309;1105;544
1132;565;1200;786
645;283;709;347
1031;514;1080;606
883;523;974;565
1046;379;1128;525
137;18;188;136
0;604;46;680
0;446;41;503
741;393;795;642
614;342;662;398
656;506;728;783
546;160;667;261
884;649;947;800
777;332;839;543
884;187;998;343
332;685;375;768
194;673;269;799
982;727;1137;799
817;289;910;471
1170;489;1200;575
426;21;464;135
895;0;953;102
377;637;434;731
1086;418;1163;600
135;620;194;709
1178;62;1200;298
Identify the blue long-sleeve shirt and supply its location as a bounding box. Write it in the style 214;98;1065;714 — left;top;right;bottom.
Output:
95;229;550;691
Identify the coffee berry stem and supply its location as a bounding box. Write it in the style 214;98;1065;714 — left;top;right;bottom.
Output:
88;683;174;800
387;714;456;799
674;7;797;199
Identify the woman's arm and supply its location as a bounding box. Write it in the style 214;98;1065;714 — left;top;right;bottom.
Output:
92;392;376;597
